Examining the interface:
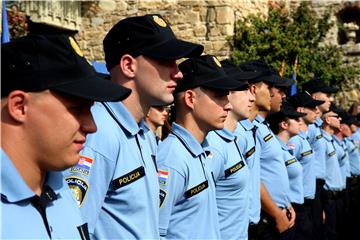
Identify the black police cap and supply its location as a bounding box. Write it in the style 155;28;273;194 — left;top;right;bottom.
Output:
303;76;338;94
267;101;305;129
238;60;294;87
2;35;131;101
103;14;204;71
288;92;325;109
174;55;246;93
220;60;262;86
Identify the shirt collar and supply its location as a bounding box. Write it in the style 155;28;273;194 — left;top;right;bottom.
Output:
315;117;323;127
298;131;307;139
239;119;254;131
276;136;290;150
255;114;265;124
321;130;333;142
214;128;235;142
171;123;206;157
1;149;66;203
102;102;141;136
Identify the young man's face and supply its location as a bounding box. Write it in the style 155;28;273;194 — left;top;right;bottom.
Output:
300;106;319;125
228;88;255;120
192;87;232;131
341;123;352;137
135;56;183;106
312;92;332;113
253;82;272;112
327;112;341;130
26;90;97;171
270;86;286;113
146;106;169;129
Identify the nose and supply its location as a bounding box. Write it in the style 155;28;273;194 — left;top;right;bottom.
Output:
224;100;233;112
81;109;97;134
172;64;183;81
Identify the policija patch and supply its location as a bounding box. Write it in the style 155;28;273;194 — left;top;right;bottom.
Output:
112;166;145;190
301;150;313;157
184;180;208;199
245;146;255;159
225;160;245;177
285;158;297;166
66;176;89;207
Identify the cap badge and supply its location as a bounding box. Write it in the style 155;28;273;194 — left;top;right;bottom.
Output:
213;56;222;68
69;37;84;57
153;15;167;27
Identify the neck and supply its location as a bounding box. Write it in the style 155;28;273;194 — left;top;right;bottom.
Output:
334;130;343;140
176;115;207;144
323;125;334;135
1;127;45;196
224;112;239;132
300;123;308;132
258;110;268;119
122;91;148;123
277;131;289;143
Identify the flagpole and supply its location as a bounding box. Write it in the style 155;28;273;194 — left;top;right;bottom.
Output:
1;0;10;43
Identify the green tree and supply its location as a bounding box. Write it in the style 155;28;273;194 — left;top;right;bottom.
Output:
229;1;358;88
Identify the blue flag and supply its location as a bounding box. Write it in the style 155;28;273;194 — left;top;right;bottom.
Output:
1;0;10;43
290;56;298;96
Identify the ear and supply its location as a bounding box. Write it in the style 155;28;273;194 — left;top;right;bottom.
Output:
296;106;304;113
249;84;256;95
280;121;288;130
6;90;29;123
183;90;196;110
120;54;136;78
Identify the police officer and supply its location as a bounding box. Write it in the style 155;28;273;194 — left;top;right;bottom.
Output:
64;14;203;239
144;105;169;152
157;55;244;239
205;60;260;240
267;102;310;240
240;61;295;240
1;35;130;239
321;108;344;240
287;93;325;238
302;77;337;240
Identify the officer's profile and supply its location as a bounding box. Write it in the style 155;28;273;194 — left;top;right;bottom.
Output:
0;34;130;239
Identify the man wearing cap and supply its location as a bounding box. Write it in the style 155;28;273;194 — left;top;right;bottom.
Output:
267;102;310;240
240;60;295;240
205;60;260;240
302;77;337;240
287;93;325;238
321;107;344;240
340;113;360;240
64;14;203;239
157;55;243;239
1;35;130;239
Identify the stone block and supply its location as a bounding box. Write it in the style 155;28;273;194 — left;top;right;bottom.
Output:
216;6;234;24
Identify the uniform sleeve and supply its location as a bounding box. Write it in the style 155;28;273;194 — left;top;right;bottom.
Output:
288;137;302;159
158;164;186;237
63;146;116;235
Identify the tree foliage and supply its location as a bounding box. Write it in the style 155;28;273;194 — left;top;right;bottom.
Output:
229;2;358;88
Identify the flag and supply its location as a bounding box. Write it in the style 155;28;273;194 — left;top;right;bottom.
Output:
290;56;298;96
1;0;10;44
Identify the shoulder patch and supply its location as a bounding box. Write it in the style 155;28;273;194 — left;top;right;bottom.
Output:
225;160;245;177
245;146;255;158
328;151;336;157
158;169;169;186
285;158;297;166
316;134;323;140
70;155;93;176
287;143;295;149
185;180;208;199
301;150;313;157
112;166;145;190
263;133;273;142
66;176;89;207
159;188;167;208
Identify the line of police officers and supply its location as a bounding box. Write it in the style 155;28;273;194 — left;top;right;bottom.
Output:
2;13;360;240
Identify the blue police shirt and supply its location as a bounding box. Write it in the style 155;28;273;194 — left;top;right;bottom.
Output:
321;130;343;191
332;135;350;187
352;130;360;148
63;102;159;239
157;123;220;239
1;149;88;239
307;118;327;180
288;131;316;199
205;128;250;240
254;115;291;208
141;120;158;159
277;137;304;204
235;119;260;224
344;137;360;176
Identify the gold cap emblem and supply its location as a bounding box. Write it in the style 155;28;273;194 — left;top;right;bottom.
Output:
153;15;167;28
69;37;84;57
213;56;222;68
